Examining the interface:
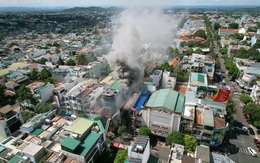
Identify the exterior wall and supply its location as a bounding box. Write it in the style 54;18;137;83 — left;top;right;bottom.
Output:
0;122;10;138
39;84;54;104
141;108;181;135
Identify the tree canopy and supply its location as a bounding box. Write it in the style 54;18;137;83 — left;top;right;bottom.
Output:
166;131;184;145
139;126;152;136
184;135;197;152
193;29;206;39
214;23;221;31
65;58;76;66
243;103;260;128
37;58;48;64
39;68;52;80
114;150;127;163
18;85;32;102
228;23;239;29
34;103;55;114
57;56;64;65
118;125;126;135
239;94;253;104
30;68;38;80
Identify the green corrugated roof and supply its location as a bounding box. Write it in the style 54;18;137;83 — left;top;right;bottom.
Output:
175;94;185;113
190;73;205;83
61;137;80;151
110;80;122;90
146;89;184;113
8;155;24;163
31;128;44;135
79;132;101;156
35;85;48;94
203;110;214;127
0;146;5;153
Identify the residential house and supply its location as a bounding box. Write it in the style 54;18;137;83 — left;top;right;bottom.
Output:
0;105;24;138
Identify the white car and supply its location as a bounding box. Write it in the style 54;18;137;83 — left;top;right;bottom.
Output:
247;147;258;157
242;126;248;132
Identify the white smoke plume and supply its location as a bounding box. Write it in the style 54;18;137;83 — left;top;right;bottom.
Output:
106;7;178;91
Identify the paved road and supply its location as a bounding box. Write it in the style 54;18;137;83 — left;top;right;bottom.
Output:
214;43;260;163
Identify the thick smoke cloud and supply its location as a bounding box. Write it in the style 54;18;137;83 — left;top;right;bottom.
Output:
106;7;177;91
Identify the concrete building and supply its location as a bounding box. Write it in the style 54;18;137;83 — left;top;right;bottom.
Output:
59;117;106;163
128;136;150;163
167;144;184;163
141;89;185;137
0;105;24;138
22;143;45;163
20;111;55;133
84;61;101;79
152;70;162;88
162;70;176;89
218;28;238;37
102;80;126;117
34;83;55;104
63;79;103;114
182;73;229;147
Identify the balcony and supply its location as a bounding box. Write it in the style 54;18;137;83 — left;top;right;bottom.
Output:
203;129;213;135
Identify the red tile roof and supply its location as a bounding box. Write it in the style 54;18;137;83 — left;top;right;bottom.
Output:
219;28;238;33
214;117;225;128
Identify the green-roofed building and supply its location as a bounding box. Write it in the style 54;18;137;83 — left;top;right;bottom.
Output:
142;89;185;136
60;118;106;163
8;155;25;163
61;137;81;153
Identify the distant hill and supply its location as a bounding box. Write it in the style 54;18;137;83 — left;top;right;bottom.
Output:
62;6;122;12
0;7;65;12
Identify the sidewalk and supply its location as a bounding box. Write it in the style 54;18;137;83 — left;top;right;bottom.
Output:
250;124;260;140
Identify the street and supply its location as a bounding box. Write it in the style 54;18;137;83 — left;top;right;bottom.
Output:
215;43;260;163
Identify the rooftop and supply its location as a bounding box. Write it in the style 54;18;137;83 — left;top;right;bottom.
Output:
110;80;122;90
146;89;185;113
189;73;208;87
203;109;214;127
0;105;14;114
0;62;31;77
64;118;94;136
22;142;44;156
61;137;80;151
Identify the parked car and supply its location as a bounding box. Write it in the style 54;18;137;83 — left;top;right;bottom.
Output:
242;126;248;132
247;147;258;157
248;127;255;135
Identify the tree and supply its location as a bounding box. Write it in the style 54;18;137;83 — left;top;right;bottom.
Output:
195;48;203;54
184;135;197;152
166;131;184;145
65;58;76;66
172;48;179;57
39;68;52;80
139;126;151;136
0;85;5;105
239;94;253;104
21;111;35;122
57;56;64;65
18;85;32;102
34;103;54;113
193;29;206;39
186;48;194;56
228;23;239;29
214;23;221;31
30;68;37;80
219;48;227;55
114;150;127;163
45;77;54;84
118;125;126;135
37;58;48;64
77;54;87;65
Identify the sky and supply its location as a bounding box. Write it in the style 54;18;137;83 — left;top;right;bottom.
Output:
1;0;260;7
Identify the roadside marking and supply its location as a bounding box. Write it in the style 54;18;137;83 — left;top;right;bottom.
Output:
230;139;244;143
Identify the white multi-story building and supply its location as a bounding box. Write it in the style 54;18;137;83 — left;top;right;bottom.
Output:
0;105;24;138
63;79;103;113
128;136;150;163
